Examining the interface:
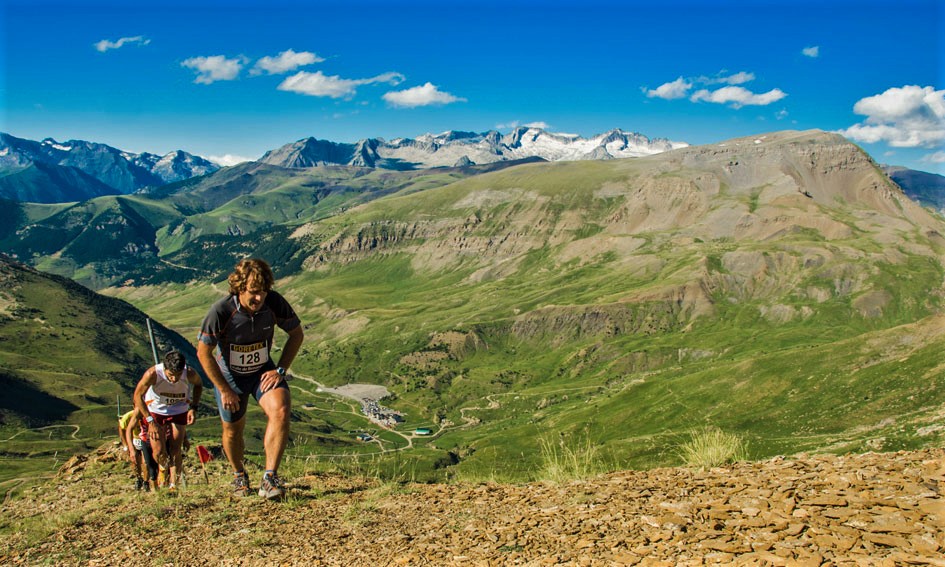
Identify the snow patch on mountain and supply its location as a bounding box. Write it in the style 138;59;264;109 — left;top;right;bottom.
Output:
260;127;687;170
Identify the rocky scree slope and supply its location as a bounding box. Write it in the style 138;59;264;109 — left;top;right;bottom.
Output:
1;445;942;565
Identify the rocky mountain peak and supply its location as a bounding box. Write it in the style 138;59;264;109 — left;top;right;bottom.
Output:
0;132;220;202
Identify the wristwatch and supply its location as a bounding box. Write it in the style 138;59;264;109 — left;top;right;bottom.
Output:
276;367;287;378
146;415;154;423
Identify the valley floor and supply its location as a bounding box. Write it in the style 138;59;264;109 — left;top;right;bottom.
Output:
1;445;943;566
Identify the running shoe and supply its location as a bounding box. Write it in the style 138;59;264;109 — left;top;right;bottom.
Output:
232;471;251;498
258;472;285;500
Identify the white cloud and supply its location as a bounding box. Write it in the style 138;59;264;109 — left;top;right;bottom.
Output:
279;70;404;99
718;71;755;85
645;77;692;100
802;46;820;58
645;71;781;107
382;82;466;108
921;151;945;164
208;154;254;166
182;55;247;84
496;121;552;130
838;85;945;148
94;36;150;52
776;109;789;120
690;86;787;108
251;49;324;75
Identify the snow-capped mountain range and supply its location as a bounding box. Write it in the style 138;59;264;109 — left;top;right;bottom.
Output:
0;132;219;201
260;127;689;170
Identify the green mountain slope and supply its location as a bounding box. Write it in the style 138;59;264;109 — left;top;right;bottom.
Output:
292;131;945;472
0;161;119;203
0;256;206;483
98;130;945;480
3;161;530;287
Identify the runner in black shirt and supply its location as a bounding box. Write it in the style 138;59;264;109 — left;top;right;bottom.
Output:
197;258;303;500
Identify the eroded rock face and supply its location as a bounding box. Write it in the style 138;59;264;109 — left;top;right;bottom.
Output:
294;130;943;340
6;448;942;565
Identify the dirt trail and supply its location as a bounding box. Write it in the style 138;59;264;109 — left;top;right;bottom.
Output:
1;446;942;565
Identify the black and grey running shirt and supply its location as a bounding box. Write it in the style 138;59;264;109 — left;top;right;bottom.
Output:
197;291;301;376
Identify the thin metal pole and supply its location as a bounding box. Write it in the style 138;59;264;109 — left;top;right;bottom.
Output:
146;317;160;365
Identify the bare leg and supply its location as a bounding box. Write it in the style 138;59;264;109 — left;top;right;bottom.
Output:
167;423;185;486
123;428;140;479
258;387;291;472
221;416;247;472
149;422;169;474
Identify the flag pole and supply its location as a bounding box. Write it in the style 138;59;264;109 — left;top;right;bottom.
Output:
145;318;160;365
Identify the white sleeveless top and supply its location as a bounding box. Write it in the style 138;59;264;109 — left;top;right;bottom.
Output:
144;363;191;416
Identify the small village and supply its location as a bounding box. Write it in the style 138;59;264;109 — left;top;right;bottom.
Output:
359;398;403;429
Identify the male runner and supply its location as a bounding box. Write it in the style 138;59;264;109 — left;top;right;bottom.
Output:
196;258;303;500
133;350;202;491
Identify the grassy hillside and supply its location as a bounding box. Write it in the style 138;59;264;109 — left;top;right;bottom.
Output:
0;256;416;490
2;162;510;287
0;257;206;486
0;161;118;203
99;131;945;481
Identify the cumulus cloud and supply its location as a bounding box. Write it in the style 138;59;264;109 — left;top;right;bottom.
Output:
278;70;404;99
497;120;551;130
208;154;255;167
690;86;787;108
251;49;324;75
921;151;945;164
645;71;784;108
94;36;150;52
719;71;755;85
696;71;756;85
838;85;945;147
802;46;820;58
382;82;466;108
645;77;692;100
182;55;248;84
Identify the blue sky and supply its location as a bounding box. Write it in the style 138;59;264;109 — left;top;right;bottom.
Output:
1;0;943;172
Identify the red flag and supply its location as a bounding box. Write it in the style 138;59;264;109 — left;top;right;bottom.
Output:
197;445;212;464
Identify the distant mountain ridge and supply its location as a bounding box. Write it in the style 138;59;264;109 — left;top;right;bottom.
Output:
883;165;945;214
0;132;219;203
5;129;945;481
260;127;687;170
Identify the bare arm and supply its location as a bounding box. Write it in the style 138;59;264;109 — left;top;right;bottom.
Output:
276;325;304;372
187;368;203;425
133;367;157;420
197;340;240;411
259;325;305;393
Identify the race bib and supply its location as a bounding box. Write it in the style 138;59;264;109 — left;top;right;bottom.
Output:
158;392;187;406
229;342;268;374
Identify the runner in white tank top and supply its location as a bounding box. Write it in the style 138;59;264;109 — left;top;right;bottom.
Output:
145;363;191;416
134;350;203;491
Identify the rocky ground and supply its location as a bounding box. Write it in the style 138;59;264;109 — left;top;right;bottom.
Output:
1;446;942;566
